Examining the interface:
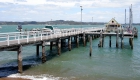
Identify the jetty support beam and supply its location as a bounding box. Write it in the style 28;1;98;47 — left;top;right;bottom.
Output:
116;31;119;48
92;35;94;40
68;37;71;51
42;41;46;63
89;36;92;57
57;38;61;55
83;32;86;46
17;45;23;73
76;35;79;48
50;41;53;51
36;44;39;57
130;38;133;49
109;36;111;47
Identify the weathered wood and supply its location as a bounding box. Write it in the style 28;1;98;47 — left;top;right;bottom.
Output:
121;29;124;49
36;45;39;56
50;41;53;51
121;37;123;49
130;38;133;49
17;45;22;73
102;34;104;47
89;36;92;57
68;37;71;51
92;35;94;40
109;36;111;47
88;35;90;42
57;38;61;55
116;31;119;48
76;35;79;48
98;32;102;47
83;32;86;46
42;41;46;63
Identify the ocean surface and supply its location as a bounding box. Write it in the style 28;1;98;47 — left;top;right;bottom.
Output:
0;25;140;80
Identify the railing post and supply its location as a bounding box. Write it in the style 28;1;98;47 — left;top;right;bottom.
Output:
34;33;36;41
41;33;42;40
27;32;29;43
18;34;20;44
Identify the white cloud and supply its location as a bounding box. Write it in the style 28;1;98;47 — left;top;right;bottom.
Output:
0;0;140;23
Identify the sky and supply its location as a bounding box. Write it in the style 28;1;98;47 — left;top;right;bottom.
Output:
0;0;140;23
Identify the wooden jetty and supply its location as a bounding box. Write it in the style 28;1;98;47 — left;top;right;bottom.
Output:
0;26;138;73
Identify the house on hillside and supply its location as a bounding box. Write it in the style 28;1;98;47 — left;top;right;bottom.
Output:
105;18;121;32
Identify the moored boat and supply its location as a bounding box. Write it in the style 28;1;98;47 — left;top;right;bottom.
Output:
16;25;22;32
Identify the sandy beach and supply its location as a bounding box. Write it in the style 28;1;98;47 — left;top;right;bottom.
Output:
0;77;30;80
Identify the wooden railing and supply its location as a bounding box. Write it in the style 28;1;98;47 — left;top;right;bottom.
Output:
0;27;103;47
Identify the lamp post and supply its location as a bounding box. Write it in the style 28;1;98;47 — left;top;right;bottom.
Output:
80;6;83;29
92;17;93;24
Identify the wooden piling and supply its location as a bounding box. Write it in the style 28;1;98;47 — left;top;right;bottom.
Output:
121;37;123;49
121;29;124;49
83;32;86;46
36;44;39;56
88;35;90;42
68;37;71;51
42;41;46;63
17;45;22;73
109;36;111;47
130;38;133;49
50;41;53;51
92;35;94;40
76;35;79;48
89;36;92;57
98;32;102;47
116;31;119;48
102;34;104;47
58;38;61;55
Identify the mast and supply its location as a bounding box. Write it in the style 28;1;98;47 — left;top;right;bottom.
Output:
129;4;133;29
125;9;126;27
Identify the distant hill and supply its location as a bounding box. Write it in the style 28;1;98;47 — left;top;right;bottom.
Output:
0;20;106;25
0;20;139;25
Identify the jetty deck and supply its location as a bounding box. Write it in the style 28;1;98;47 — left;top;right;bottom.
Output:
0;27;137;73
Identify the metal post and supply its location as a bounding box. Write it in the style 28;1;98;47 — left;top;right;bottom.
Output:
80;6;83;29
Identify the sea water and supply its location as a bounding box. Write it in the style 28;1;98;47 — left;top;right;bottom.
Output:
0;25;140;80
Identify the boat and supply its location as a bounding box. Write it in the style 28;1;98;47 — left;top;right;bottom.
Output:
45;25;61;33
105;18;122;32
16;25;22;32
0;26;2;29
41;28;52;33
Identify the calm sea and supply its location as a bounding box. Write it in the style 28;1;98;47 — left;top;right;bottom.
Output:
0;25;140;80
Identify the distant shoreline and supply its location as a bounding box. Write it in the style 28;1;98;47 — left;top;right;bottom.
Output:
0;20;139;25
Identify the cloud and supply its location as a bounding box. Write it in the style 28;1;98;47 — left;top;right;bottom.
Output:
0;0;140;23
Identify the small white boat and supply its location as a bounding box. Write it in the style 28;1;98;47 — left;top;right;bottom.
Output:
45;25;61;33
0;26;2;29
41;28;52;32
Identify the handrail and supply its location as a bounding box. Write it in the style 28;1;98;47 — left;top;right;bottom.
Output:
0;28;84;46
